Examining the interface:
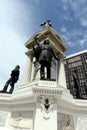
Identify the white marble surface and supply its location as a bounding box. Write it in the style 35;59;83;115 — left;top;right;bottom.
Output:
0;81;87;130
0;111;8;126
76;117;87;130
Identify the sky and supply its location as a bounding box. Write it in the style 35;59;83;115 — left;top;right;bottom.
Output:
0;0;87;89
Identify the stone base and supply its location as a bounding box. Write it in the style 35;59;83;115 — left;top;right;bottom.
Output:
0;80;87;130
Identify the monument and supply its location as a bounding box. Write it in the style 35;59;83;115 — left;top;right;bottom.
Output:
0;20;87;130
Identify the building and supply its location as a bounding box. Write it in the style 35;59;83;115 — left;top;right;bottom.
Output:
64;50;87;99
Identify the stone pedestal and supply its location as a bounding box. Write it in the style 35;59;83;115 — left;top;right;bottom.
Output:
33;96;57;130
0;80;87;130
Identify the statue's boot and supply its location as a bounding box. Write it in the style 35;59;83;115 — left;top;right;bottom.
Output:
2;79;11;93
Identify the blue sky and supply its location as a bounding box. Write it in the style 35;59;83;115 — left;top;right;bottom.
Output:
0;0;87;89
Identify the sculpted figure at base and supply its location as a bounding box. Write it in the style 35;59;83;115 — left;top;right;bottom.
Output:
72;70;80;99
2;65;20;94
33;37;58;79
44;98;50;110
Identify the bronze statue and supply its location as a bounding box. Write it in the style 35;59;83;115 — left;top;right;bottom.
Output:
33;37;58;79
80;86;86;99
44;98;50;110
40;20;52;28
2;65;20;94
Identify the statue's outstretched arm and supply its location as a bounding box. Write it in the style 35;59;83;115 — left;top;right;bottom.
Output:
34;37;40;48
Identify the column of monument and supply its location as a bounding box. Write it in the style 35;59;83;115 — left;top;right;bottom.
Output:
58;58;67;88
21;55;33;84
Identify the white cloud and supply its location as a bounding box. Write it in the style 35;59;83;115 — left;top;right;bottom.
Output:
79;31;87;46
61;29;87;50
0;0;34;89
79;11;87;26
79;39;86;46
61;0;87;26
71;1;87;26
0;25;27;89
61;0;87;52
61;0;69;11
61;26;67;32
80;19;87;26
62;34;74;47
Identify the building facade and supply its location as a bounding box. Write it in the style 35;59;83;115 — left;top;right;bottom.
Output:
64;50;87;99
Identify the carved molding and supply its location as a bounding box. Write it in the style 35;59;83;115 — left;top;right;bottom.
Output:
33;86;62;97
39;96;55;119
62;114;74;130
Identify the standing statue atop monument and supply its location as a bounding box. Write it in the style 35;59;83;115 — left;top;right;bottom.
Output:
33;37;58;79
2;65;20;94
40;20;52;28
